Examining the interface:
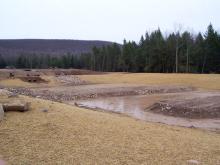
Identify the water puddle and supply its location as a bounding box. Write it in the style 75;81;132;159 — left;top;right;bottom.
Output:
67;94;220;132
76;95;163;120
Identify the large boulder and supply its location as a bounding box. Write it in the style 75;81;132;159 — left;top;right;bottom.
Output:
0;104;4;121
3;101;29;112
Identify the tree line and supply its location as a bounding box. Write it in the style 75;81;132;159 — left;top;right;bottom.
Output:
1;24;219;73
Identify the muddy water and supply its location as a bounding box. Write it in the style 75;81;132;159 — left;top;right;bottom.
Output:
68;94;220;132
76;95;165;120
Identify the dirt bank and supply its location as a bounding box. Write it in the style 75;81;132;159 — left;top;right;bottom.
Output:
4;84;194;102
0;69;104;79
148;92;220;119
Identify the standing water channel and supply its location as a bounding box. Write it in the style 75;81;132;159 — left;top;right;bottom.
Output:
67;94;220;131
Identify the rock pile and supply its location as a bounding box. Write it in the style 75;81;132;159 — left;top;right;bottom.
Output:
56;76;87;85
5;86;194;103
148;95;220;119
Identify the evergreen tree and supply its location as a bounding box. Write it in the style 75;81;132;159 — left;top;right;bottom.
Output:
0;54;6;68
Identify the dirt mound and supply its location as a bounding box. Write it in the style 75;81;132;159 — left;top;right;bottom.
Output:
53;69;104;75
0;69;43;78
0;69;103;80
55;75;87;85
148;95;220;119
18;76;47;83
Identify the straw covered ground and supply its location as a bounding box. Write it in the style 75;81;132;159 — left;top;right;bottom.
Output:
0;95;220;164
79;73;220;90
0;72;220;164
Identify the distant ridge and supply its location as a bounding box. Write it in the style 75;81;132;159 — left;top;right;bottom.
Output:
0;39;116;58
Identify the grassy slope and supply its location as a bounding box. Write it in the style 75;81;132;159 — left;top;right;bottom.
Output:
79;73;220;90
0;96;219;164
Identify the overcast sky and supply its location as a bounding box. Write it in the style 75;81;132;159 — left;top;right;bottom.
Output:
0;0;219;43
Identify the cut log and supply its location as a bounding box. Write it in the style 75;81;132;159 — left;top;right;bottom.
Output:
0;104;4;121
3;102;29;112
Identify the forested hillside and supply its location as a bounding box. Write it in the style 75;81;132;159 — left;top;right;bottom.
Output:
0;24;219;73
0;39;114;63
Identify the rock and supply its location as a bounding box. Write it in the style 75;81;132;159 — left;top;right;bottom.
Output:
0;104;4;122
8;93;18;98
3;102;30;112
55;75;86;85
187;160;199;164
41;109;48;113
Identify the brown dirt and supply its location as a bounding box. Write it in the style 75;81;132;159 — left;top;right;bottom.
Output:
148;92;220;119
0;69;43;79
18;76;48;83
0;69;104;80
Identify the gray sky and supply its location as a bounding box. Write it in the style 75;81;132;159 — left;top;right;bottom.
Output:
0;0;220;43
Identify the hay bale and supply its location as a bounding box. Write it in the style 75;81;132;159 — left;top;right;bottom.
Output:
3;102;29;112
0;104;4;121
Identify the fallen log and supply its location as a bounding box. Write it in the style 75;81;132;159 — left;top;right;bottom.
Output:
0;104;4;121
3;102;29;112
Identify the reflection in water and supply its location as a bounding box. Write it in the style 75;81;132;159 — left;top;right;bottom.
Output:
78;96;147;120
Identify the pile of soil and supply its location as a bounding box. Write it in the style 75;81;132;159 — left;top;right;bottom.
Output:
0;69;43;78
53;69;104;76
55;75;87;85
18;76;47;83
148;95;220;119
0;69;103;78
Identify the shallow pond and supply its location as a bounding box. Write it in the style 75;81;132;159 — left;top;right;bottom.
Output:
76;95;164;120
66;94;220;132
